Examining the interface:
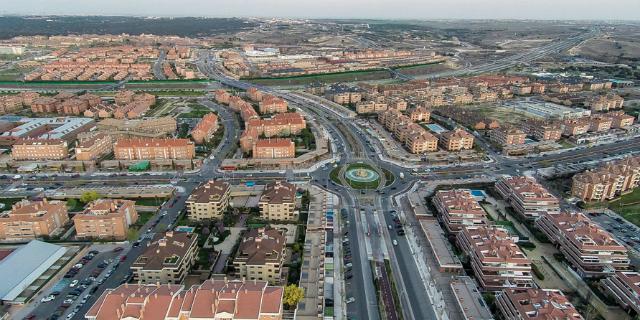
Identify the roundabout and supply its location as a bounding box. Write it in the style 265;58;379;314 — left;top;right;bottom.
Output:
331;162;391;190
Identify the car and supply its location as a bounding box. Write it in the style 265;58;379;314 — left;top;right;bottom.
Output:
24;315;36;320
120;255;127;262
89;250;99;255
392;239;398;246
69;280;79;288
113;247;124;252
345;273;353;279
41;295;56;302
345;262;353;268
63;299;74;304
388;224;392;230
66;312;76;320
346;297;356;304
51;291;61;296
73;263;83;269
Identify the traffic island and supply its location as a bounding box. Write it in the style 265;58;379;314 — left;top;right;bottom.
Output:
342;163;387;190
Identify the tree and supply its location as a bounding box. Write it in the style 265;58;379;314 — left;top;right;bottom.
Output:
283;284;304;309
67;198;79;211
80;191;100;203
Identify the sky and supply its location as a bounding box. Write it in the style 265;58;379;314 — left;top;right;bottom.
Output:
2;0;639;20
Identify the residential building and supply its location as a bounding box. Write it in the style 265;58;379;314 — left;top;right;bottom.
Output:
408;107;431;122
496;176;560;219
245;112;306;138
571;156;640;201
131;231;198;284
439;129;474;151
496;289;583;320
259;94;288;114
602;271;640;314
457;226;533;291
186;180;231;220
234;227;286;284
190;113;219;144
589;115;612;132
490;127;526;147
73;199;138;240
0;199;69;241
85;279;283;320
355;101;387;114
536;211;630;277
75;132;113;161
252;139;295;159
523;121;562;142
406;131;438;153
259;181;297;221
585;94;624;112
11;138;69;160
114;138;195;160
608;111;635;129
563;118;591;136
432;189;488;233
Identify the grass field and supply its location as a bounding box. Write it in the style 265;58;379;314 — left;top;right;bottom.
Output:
609;189;640;226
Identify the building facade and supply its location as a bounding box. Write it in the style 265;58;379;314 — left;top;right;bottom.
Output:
186;180;231;220
496;176;560;219
432;189;488;233
0;199;69;241
233;228;286;284
114;138;195;160
259;181;297;221
131;231;198;284
73;199;138;240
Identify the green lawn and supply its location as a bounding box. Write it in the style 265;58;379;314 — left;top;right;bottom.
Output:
134;198;167;207
609;189;640;226
134;212;155;227
329;166;343;186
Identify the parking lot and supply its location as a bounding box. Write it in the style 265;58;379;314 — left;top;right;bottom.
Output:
22;245;126;320
589;210;640;257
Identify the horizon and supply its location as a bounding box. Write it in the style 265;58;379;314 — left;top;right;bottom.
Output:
2;0;639;21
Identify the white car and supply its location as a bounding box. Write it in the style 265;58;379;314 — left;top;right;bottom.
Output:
392;239;398;246
41;295;55;303
346;297;356;304
66;312;76;320
63;299;74;304
69;280;79;288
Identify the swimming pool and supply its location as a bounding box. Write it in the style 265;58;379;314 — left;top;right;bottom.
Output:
470;190;487;198
425;123;448;134
174;226;195;233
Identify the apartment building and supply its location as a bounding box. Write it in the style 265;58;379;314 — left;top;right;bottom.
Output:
85;279;283;320
439;129;474;151
406;131;438;153
73;199;138;240
186;180;231;220
571;156;640;201
355;101;388;114
536;211;629;277
608;111;635;129
75;132;113;161
408;107;431;122
214;89;231;105
456;226;533;291
585;94;624;112
245;112;306;138
496;289;583;320
247;87;264;102
259;94;288;114
496;176;560;219
259;181;297;221
190;112;219;144
490;127;526;147
234;228;286;284
114;138;195;160
0;199;69;241
562;118;591;136
602;271;640;314
432;189;488;233
252;139;295;159
131;231;198;284
11;138;69;161
523;121;562;142
589;115;613;132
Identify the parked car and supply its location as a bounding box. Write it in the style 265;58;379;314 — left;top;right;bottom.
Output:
41;295;55;303
69;280;79;288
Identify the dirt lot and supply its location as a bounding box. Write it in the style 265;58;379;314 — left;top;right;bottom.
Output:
575;35;640;65
467;103;535;126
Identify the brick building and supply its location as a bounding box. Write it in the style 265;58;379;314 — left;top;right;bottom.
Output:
186;180;231;220
259;181;297;221
114;138;195;160
0;199;69;241
73;199;138;240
